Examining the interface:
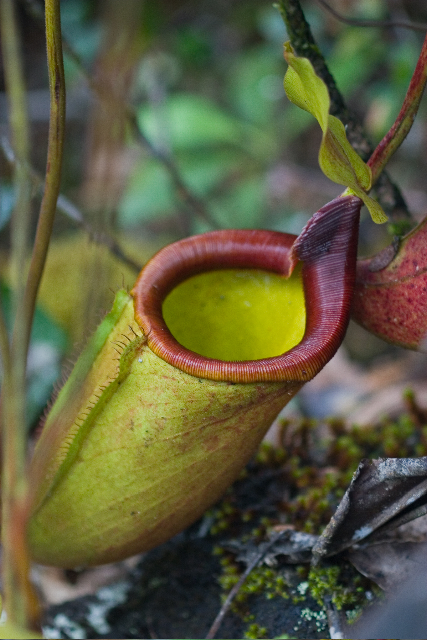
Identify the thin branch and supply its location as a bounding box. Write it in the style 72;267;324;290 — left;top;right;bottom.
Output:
0;0;31;454
0;304;11;390
324;595;347;640
127;114;220;230
277;0;366;154
276;0;414;225
77;65;220;230
0;0;31;306
315;0;427;33
0;0;42;630
17;0;66;360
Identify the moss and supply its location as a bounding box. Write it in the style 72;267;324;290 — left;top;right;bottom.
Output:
308;565;341;608
209;500;239;535
214;544;374;638
217;554;241;599
215;546;292;606
308;562;378;615
239;566;290;601
244;622;269;639
208;393;427;637
208;401;427;541
256;441;287;467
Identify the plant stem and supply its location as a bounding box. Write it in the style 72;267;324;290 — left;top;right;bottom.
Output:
0;0;31;306
277;0;370;159
18;0;66;361
0;0;65;630
368;33;427;186
0;0;40;630
0;379;41;630
0;0;30;401
277;0;413;226
206;531;287;639
315;0;427;33
0;0;31;442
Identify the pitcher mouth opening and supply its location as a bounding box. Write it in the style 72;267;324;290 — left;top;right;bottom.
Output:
161;265;306;362
132;196;361;383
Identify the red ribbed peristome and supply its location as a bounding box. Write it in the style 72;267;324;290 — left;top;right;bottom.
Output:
132;195;361;382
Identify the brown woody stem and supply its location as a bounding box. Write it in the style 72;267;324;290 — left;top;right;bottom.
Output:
277;0;370;159
277;0;413;225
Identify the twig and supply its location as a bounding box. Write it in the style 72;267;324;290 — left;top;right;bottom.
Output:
0;0;41;630
276;0;413;225
127;114;220;230
324;595;346;639
315;0;427;33
17;0;66;360
277;0;368;157
205;531;286;639
1;0;31;306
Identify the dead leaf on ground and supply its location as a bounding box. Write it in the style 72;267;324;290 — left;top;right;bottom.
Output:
347;543;427;639
312;456;427;563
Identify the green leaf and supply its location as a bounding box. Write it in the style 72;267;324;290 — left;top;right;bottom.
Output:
283;43;387;224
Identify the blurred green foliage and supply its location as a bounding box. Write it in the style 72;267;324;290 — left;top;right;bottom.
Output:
0;181;14;231
57;0;427;237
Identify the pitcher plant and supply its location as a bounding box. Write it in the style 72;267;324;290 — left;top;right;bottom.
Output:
28;195;361;567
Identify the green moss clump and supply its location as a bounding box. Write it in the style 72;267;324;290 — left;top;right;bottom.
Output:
208;500;240;536
208;392;426;637
209;400;427;542
240;566;290;602
308;564;356;609
244;623;269;639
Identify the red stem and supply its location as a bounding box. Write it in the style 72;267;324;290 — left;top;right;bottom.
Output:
368;33;427;185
